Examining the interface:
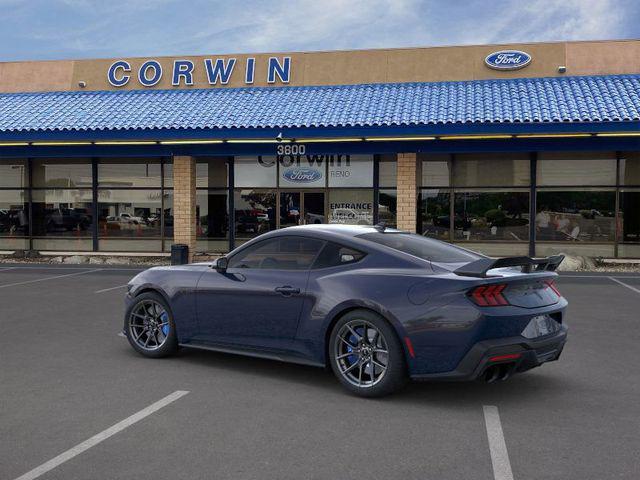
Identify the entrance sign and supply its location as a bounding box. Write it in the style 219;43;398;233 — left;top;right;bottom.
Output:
484;50;532;70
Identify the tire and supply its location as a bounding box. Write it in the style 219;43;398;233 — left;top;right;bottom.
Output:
329;309;407;397
125;291;178;358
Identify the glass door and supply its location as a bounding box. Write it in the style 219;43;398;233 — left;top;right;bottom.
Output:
279;191;326;227
279;192;301;228
303;192;325;225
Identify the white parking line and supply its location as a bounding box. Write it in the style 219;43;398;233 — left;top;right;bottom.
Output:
561;275;640;279
13;390;189;480
0;267;17;272
0;269;102;289
95;284;129;294
608;276;640;294
0;266;143;271
483;405;514;480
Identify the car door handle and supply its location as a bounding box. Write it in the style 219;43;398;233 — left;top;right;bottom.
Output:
275;286;300;296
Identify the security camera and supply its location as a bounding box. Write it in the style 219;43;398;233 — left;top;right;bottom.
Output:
275;132;283;142
78;81;87;88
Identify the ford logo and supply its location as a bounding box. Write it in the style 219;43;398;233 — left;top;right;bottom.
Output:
485;50;532;70
282;168;322;183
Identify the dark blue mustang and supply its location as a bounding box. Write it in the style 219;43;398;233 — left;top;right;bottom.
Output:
124;224;568;397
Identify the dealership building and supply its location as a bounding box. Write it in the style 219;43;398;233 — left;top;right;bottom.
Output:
1;39;639;259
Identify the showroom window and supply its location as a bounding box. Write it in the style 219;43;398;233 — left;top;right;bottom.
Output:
31;158;94;251
0;159;29;251
419;153;530;255
378;155;397;228
97;158;164;252
618;152;640;257
232;155;375;244
535;152;616;257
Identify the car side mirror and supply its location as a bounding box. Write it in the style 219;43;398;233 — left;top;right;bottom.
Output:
215;256;228;272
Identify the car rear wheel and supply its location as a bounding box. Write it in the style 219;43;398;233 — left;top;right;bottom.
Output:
125;292;178;358
329;310;407;397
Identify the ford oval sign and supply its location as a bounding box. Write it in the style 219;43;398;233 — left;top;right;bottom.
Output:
485;50;532;70
282;168;322;183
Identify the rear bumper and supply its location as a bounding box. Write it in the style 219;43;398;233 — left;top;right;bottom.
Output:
411;324;567;382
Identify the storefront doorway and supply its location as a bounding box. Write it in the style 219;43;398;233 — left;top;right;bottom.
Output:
279;191;325;227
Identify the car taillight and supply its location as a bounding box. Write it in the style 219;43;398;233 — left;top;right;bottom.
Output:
545;279;562;298
469;284;509;306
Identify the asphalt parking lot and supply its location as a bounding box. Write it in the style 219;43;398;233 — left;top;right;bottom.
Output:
0;265;639;480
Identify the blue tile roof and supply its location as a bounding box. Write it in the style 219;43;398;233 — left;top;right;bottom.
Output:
0;75;639;134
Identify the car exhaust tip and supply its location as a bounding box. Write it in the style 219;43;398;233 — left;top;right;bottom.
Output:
483;363;516;383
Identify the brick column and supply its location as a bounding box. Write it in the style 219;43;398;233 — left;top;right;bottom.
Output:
172;156;197;262
396;153;418;232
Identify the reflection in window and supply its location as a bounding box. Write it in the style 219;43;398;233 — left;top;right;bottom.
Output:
32;159;92;188
378;190;397;228
98;158;161;188
418;190;450;240
328;155;374;188
0;190;28;237
420;155;450;187
536;191;615;242
454;191;529;242
235;157;277;188
31;189;94;237
234;190;276;239
620;191;640;243
537;152;616;186
453;154;530;187
0;160;28;188
98;190;162;238
378;155;397;188
328;189;373;225
620;153;640;186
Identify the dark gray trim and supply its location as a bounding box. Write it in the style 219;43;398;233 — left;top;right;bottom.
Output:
27;158;33;251
228;156;235;251
91;157;98;252
373;154;380;223
529;152;537;257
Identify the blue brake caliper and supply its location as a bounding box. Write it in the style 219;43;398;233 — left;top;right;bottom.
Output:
347;331;359;366
160;312;170;336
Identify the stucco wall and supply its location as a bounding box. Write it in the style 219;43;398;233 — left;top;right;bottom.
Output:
1;39;639;93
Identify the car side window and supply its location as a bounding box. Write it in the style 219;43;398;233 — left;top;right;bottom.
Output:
312;242;366;269
227;236;325;270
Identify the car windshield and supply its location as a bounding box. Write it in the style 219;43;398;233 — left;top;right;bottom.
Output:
358;232;483;263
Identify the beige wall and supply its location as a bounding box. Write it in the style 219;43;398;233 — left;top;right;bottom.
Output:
1;39;640;93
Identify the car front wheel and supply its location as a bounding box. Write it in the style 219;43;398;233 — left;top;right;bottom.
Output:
125;292;178;358
329;310;407;397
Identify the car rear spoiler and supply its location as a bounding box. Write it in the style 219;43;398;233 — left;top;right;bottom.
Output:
454;255;565;278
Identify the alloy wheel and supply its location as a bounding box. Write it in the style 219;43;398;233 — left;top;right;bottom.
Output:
334;320;389;388
128;300;170;351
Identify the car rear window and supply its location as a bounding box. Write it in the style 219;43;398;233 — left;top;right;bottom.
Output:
357;232;482;263
312;242;366;269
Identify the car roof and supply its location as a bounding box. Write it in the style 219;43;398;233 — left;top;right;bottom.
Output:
277;224;403;237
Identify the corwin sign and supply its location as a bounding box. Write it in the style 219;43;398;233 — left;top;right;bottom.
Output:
484;50;532;70
107;57;291;87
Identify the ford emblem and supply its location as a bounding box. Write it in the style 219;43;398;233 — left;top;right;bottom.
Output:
282;168;322;183
484;50;532;70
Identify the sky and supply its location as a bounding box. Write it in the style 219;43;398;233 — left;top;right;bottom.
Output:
0;0;639;61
